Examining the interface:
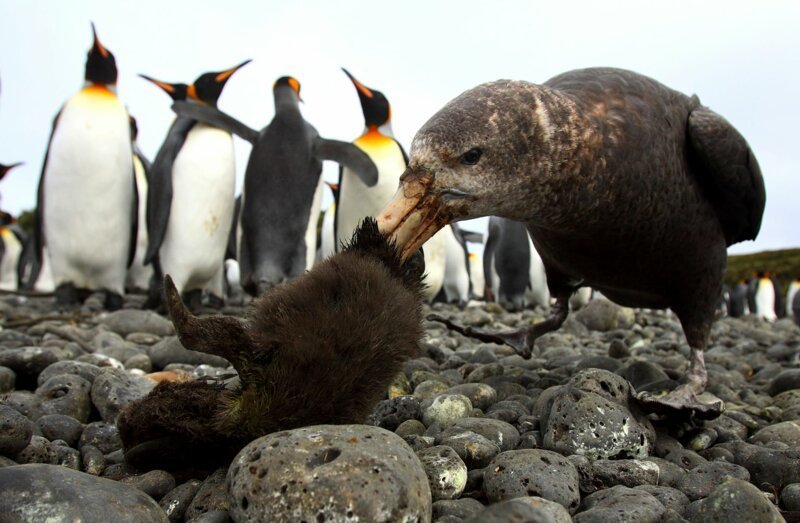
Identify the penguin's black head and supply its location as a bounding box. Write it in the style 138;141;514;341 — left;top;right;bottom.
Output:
342;68;391;129
129;115;139;141
0;211;13;227
0;162;23;182
139;74;189;102
190;60;251;106
85;23;117;85
274;76;302;101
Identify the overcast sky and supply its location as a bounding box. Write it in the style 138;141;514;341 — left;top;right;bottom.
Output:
0;0;797;255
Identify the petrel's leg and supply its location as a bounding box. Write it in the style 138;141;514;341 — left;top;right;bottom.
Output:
429;293;570;359
636;316;723;420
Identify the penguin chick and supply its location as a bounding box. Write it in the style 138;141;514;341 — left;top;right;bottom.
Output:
118;217;425;470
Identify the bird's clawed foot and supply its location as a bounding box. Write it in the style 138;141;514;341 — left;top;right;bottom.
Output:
427;313;537;358
636;384;724;421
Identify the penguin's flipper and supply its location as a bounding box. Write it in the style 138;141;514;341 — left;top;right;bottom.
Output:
127;165;139;268
312;137;378;187
143;117;196;265
687;106;766;247
170;101;259;144
32;108;63;269
226;195;241;261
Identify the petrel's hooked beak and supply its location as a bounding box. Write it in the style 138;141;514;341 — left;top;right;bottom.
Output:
377;168;464;261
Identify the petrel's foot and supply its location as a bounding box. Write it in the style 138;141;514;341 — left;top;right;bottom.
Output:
636;384;723;421
427;313;535;358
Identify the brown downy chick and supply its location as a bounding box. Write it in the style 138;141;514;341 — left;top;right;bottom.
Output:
118;217;425;470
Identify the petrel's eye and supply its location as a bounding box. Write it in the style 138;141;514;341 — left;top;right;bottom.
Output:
460;148;482;165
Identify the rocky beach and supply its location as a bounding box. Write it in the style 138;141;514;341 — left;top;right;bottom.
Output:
0;292;798;522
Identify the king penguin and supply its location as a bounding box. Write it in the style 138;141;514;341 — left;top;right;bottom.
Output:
170;76;378;296
338;68;446;300
749;271;778;321
786;278;800;321
0;211;24;291
318;182;339;262
125;115;153;293
35;24;135;310
140;61;249;310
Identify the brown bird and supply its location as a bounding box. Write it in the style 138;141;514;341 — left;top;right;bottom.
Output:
118;218;425;470
377;67;765;418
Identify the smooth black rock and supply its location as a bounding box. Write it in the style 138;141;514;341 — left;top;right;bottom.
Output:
80;444;106;475
119;469;177;499
0;346;62;389
781;483;800;511
432;498;485;520
0;404;34;455
36;414;84;448
769;370;800;396
13;435;56;465
575;485;665;523
635;485;691;515
742;448;800;491
159;479;203;522
677;461;751;500
90;368;155;422
446;383;498;410
0;463;167;522
98;309;175;337
148;336;229;370
37;360;102;386
688;478;783;522
0;366;15;393
451;417;521;452
464;497;572;523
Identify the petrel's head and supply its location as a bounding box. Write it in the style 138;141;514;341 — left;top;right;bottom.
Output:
377;80;554;261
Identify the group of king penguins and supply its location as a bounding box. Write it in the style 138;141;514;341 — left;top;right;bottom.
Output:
724;272;800;325
0;25;499;312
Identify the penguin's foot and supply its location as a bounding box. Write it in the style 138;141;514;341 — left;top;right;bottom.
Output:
183;289;203;315
104;291;124;311
54;283;79;310
636;385;723;421
206;293;225;310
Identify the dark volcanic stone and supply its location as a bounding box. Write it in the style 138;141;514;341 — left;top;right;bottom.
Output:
36;374;92;423
688;478;783;522
367;395;421;430
0;346;62;388
575;485;665;523
578;458;661;493
0;404;34;455
0;366;15;393
436;427;501;469
36;414;84;447
677;461;751;500
464;497;572;523
635;485;690;515
742;448;800;491
446;383;498;410
13;435;56;465
0;390;42;420
90;368;155;422
782;483;800;511
0;463;167;522
98;309;175;337
452;417;521;451
432;498;485;520
483;449;580;514
119;469;176;499
37;360;102;386
80;444;106;476
159;479;203;521
769;370;800;396
227;425;431;522
616;361;670;390
79;421;122;454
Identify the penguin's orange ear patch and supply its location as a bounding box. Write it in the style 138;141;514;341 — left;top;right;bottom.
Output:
288;77;301;95
187;84;199;101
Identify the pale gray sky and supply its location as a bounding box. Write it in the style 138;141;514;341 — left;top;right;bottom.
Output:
0;0;797;255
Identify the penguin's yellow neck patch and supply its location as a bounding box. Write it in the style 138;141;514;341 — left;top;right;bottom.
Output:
356;127;393;148
0;228;11;239
81;84;116;98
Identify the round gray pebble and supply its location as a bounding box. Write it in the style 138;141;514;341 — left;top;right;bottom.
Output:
36;414;84;448
0;404;33;455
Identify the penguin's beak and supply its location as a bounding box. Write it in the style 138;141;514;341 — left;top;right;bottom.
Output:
342;68;374;99
0;162;23;180
215;59;252;84
140;74;177;94
91;22;109;58
377;168;454;262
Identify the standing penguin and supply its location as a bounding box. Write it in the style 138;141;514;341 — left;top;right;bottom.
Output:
786;279;800;321
749;271;777;321
483;216;536;311
728;279;751;317
468;252;485;300
0;212;24;291
439;223;483;307
318;182;339;262
337;69;446;300
35;24;135;310
125;115;152;293
172;76;377;295
140;61;249;310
